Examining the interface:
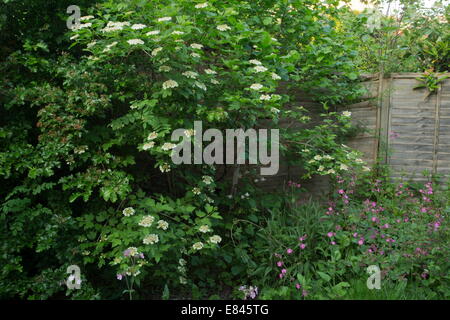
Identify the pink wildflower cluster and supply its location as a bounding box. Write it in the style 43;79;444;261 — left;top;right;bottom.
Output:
287;180;301;188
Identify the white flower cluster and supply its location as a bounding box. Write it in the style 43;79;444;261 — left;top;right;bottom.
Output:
182;71;198;79
162;142;176;151
184;129;195;137
143;234;159;245
195;2;208;9
217;24;231;31
73;23;92;30
146;30;160;36
192;242;204;250
148;131;158;140
122;207;135;217
127;39;144;45
103;41;118;53
190;43;203;49
102;21;130;32
139;215;155;227
159;163;171;173
209;235;222;244
157;220;169;230
253;66;268;73
199;225;211;233
142;142;155;150
158;17;172;22
204;68;217;75
131;24;146;30
162;80;178;90
202;175;213;185
80;15;94;21
250;83;263;91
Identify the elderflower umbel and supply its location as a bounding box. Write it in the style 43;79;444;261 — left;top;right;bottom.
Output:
158;17;172;22
146;30;160;36
192;242;204;250
147;131;158;140
249;59;262;65
253;66;268;73
131;24;146;30
250;83;263;91
162;80;178;90
204;68;217;75
184;129;195;137
142;142;155;150
157;220;169;230
202;175;213;185
217;24;231;31
192;187;201;195
138;215;155;227
122;207;135;217
161;143;176;151
159;163;171;172
80;15;94;21
190;43;203;49
143;234;159;245
342;111;352;117
195;2;208;8
209;235;222;244
127;39;144;45
182;71;198;79
271;72;281;80
152;47;163;56
199;225;211;233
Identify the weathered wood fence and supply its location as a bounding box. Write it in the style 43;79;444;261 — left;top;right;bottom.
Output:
257;72;450;198
347;73;450;183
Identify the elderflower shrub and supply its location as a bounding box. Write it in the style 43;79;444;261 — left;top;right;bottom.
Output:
65;0;366;295
0;0;365;299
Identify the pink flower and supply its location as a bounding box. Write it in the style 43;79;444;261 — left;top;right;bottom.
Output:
302;289;308;297
338;189;345;194
327;232;335;238
281;269;287;274
279;273;284;279
330;241;336;245
116;274;123;280
358;239;364;245
287;248;293;254
299;234;307;242
295;283;301;290
299;243;306;250
277;261;283;267
353;232;358;238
